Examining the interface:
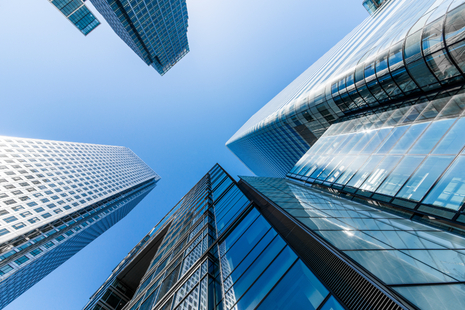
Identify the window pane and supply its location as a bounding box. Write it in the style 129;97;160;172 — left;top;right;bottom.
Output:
325;156;356;183
256;260;328;310
409;119;454;154
376;156;425;196
221;208;260;254
433;118;465;154
346;156;384;188
423;156;465;210
390;123;429;154
234;246;297;310
397;156;454;201
360;156;402;192
376;126;409;153
319;296;345;310
335;156;369;186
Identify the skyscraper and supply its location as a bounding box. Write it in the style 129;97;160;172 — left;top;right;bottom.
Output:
226;0;465;177
47;0;189;74
0;136;159;309
84;164;465;310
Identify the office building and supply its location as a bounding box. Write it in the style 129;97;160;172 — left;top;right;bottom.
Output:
0;136;159;309
84;164;465;310
47;0;189;74
227;0;465;177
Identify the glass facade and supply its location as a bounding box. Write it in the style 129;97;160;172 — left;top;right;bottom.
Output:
48;0;101;35
0;136;159;309
84;165;350;310
227;0;465;177
288;87;465;227
241;176;465;310
89;0;189;75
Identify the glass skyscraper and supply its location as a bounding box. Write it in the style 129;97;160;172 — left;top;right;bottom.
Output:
227;0;465;177
89;0;189;75
0;136;159;309
47;0;189;74
84;164;465;310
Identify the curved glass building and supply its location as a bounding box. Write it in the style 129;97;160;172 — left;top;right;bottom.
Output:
227;0;465;177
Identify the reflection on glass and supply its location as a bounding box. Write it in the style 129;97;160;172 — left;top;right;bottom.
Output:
360;156;402;191
423;156;465;210
335;156;369;185
409;119;454;154
346;156;384;188
376;156;425;196
360;128;392;154
325;156;356;183
319;296;345;310
433;118;465;154
376;126;409;153
256;260;328;310
317;156;343;180
397;156;454;201
390;123;429;154
349;131;377;154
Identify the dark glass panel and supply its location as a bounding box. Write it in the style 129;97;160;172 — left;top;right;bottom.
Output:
422;18;444;55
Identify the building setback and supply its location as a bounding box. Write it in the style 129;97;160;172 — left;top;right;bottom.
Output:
227;0;465;177
0;136;159;309
83;164;465;310
47;0;189;75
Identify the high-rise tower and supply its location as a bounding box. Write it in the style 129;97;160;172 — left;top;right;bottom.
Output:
0;136;159;309
227;0;465;177
47;0;189;74
84;164;465;310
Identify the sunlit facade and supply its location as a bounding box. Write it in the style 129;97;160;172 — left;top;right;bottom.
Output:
0;136;159;309
227;0;465;177
82;164;465;310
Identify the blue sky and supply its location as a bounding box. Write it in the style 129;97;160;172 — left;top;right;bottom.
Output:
0;0;367;309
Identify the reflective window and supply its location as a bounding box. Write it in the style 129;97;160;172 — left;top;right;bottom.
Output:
256;260;329;310
376;156;425;196
423;156;465;210
409;119;454;154
335;156;369;185
397;156;454;201
376;126;409;153
360;156;402;192
390;123;429;154
433;118;465;154
346;156;384;188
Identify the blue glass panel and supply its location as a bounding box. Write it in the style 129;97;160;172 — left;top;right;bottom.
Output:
325;156;356;183
224;230;277;283
319;296;345;310
346;155;384;188
256;260;328;310
393;284;465;310
389;123;429;154
222;213;270;257
376;156;425;196
409;119;455;154
361;128;392;154
397;156;454;201
433;118;465;154
375;126;409;153
349;131;377;154
359;156;402;191
334;156;369;186
234;246;297;310
423;156;465;210
344;250;456;284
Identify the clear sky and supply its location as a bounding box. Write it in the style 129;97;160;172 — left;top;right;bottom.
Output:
0;0;367;309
